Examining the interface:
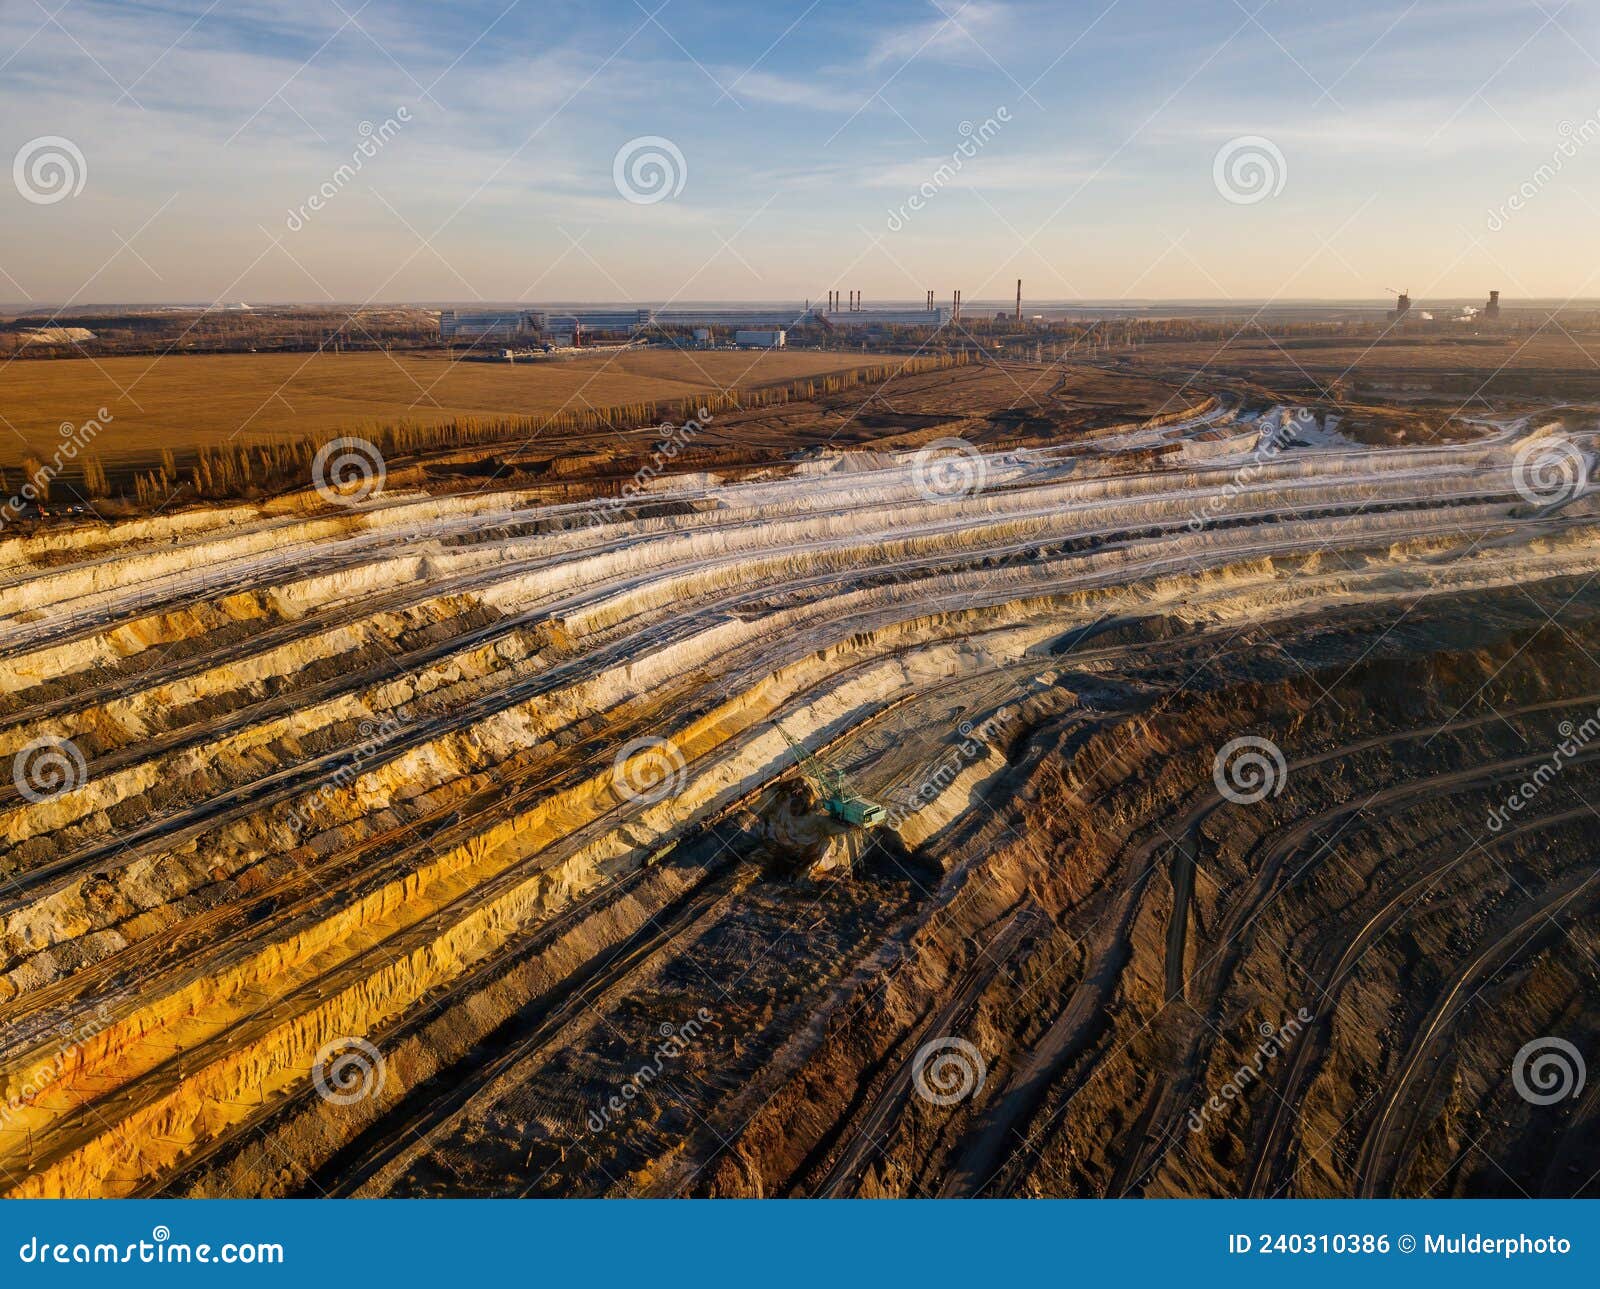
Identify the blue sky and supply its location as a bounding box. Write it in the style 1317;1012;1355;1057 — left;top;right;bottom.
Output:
2;0;1598;305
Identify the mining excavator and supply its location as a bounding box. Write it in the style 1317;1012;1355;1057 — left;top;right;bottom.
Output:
773;722;886;828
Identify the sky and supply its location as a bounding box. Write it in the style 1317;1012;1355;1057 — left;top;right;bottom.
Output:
2;0;1599;306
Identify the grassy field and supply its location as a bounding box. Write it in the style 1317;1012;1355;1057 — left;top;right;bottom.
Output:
1121;329;1600;376
0;348;887;465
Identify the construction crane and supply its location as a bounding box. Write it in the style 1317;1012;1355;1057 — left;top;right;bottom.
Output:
773;722;886;828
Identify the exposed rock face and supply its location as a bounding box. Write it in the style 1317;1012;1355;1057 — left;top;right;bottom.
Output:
2;406;1598;1197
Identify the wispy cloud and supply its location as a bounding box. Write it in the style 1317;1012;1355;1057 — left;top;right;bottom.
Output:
864;0;1016;69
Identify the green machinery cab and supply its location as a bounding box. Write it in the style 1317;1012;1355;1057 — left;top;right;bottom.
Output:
832;795;886;828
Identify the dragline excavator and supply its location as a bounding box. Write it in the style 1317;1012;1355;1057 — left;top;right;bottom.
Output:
773;722;886;828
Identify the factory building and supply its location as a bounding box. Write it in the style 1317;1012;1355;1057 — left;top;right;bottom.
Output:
531;308;655;335
820;308;947;328
438;309;539;341
440;308;656;341
657;309;809;329
735;329;786;348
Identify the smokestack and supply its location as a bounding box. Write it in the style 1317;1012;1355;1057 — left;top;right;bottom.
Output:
1015;278;1022;323
953;289;961;322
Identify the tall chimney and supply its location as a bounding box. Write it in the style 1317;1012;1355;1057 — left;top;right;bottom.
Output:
1015;278;1022;323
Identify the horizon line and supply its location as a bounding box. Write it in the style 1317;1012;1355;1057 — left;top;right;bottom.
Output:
1;294;1574;313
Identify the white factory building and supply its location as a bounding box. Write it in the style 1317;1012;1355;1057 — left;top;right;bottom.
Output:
820;308;947;328
438;309;539;341
658;309;809;329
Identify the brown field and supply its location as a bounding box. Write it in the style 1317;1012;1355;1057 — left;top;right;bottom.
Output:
1120;329;1600;386
0;348;887;465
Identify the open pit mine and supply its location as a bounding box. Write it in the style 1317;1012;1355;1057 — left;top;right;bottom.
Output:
4;376;1600;1199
